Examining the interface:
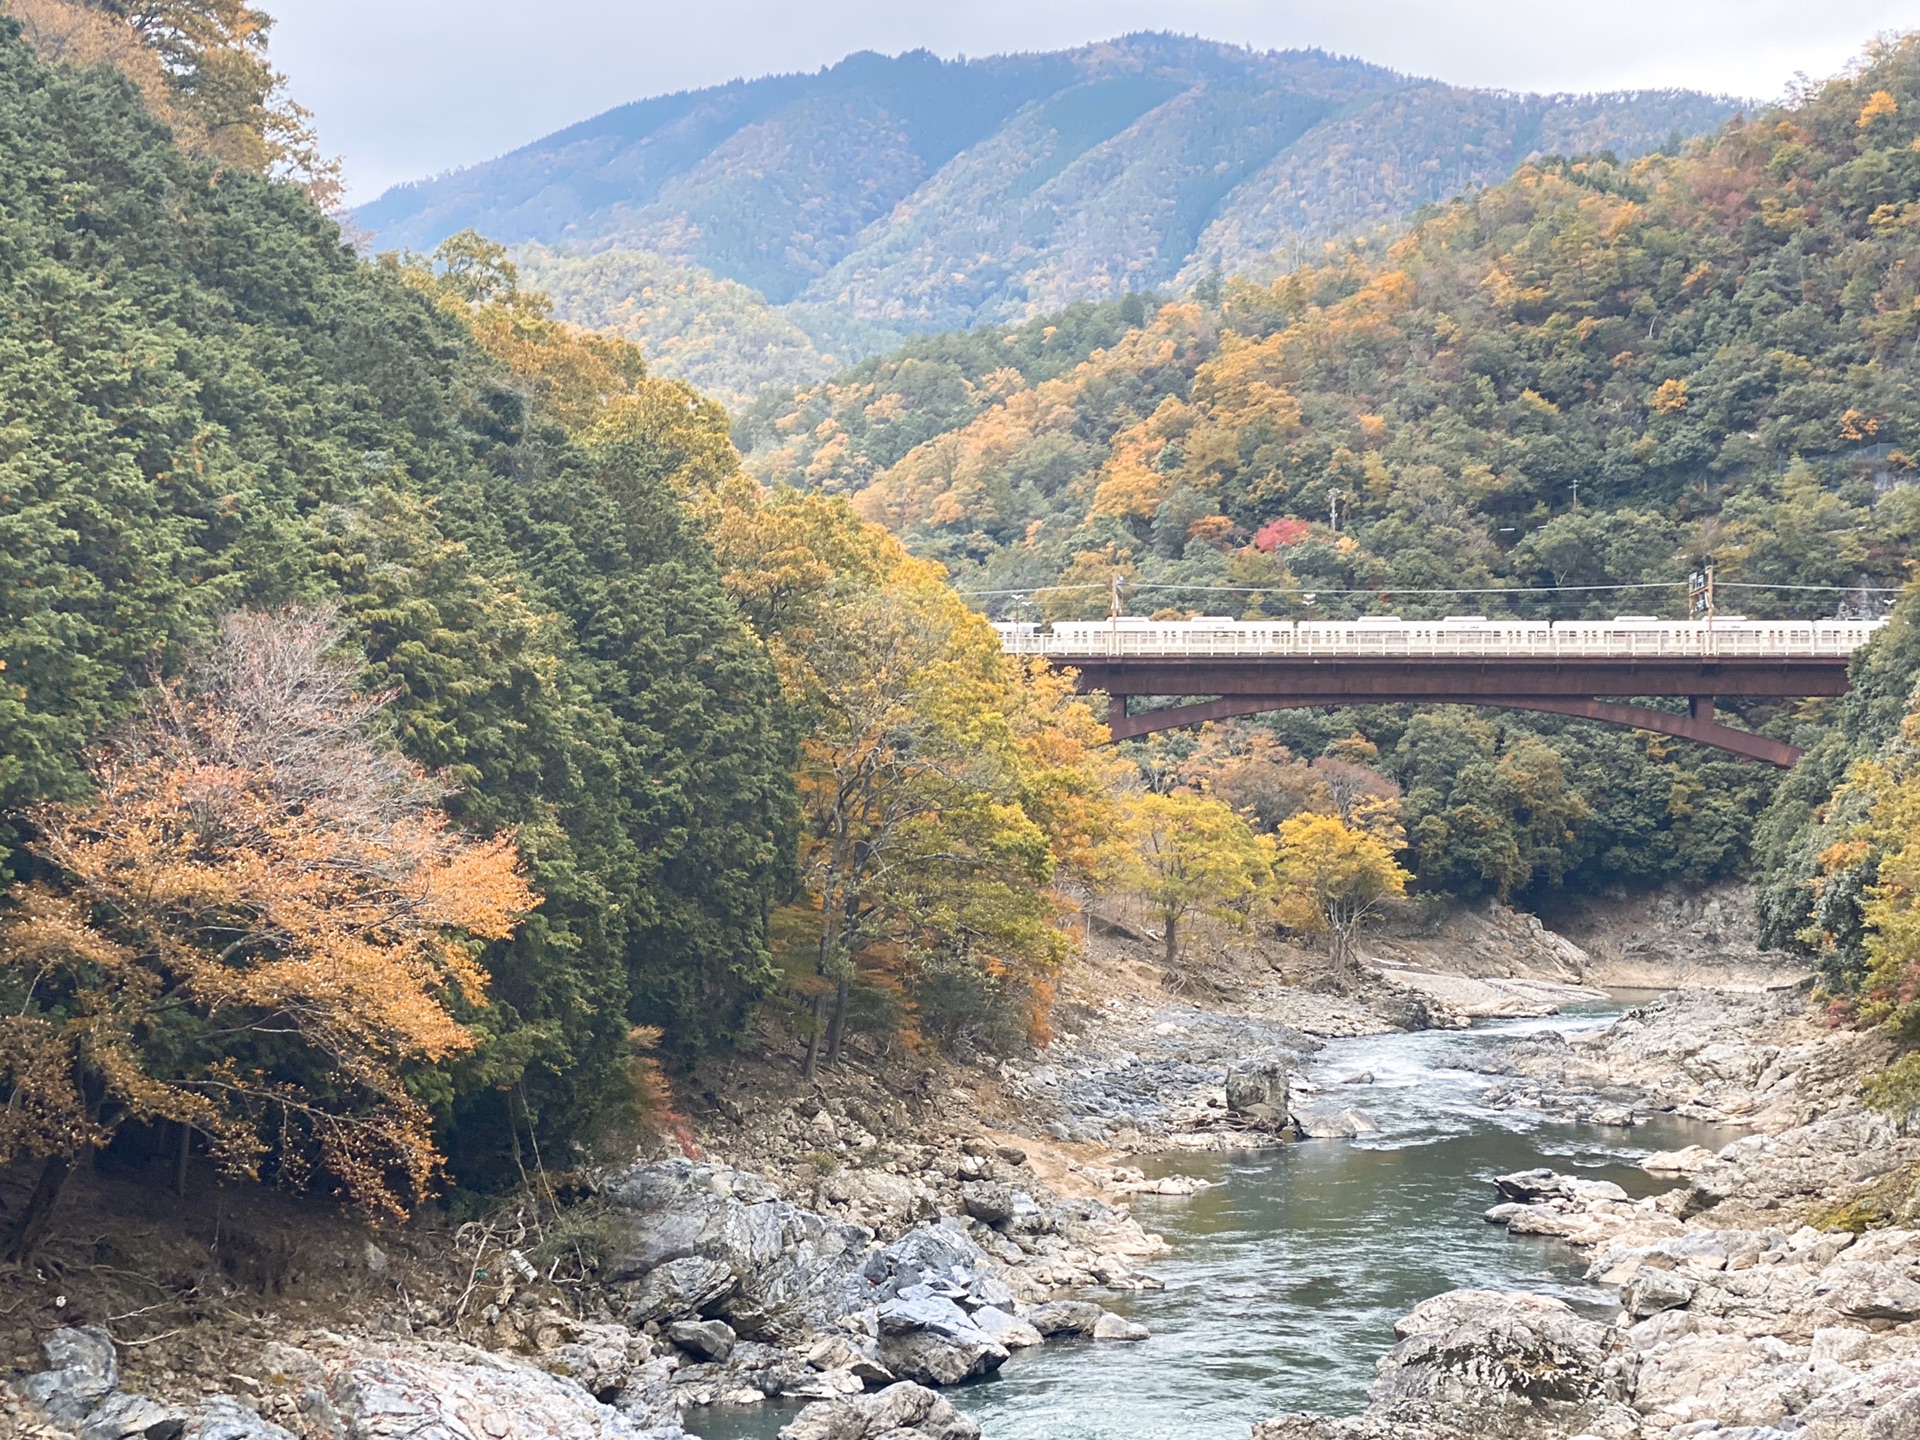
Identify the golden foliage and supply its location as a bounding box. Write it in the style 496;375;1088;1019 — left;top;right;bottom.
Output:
0;609;536;1220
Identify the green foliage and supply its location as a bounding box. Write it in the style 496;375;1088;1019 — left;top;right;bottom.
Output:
739;36;1920;905
0;27;791;1182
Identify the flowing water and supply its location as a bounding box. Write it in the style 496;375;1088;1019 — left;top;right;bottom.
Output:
694;999;1744;1440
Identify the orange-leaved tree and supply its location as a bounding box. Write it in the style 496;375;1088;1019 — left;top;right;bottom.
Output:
0;608;536;1257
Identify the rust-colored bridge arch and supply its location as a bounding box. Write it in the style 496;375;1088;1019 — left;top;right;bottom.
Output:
1048;656;1852;766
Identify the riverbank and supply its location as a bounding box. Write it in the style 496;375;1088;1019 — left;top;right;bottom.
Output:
1255;990;1920;1439
5;887;1911;1439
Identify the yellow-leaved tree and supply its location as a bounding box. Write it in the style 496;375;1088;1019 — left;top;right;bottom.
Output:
0;609;536;1257
1124;792;1273;969
1271;812;1411;973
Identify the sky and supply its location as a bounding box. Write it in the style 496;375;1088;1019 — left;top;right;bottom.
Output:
265;0;1920;204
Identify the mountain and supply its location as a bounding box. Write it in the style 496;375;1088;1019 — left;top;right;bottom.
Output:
356;35;1739;402
734;33;1920;908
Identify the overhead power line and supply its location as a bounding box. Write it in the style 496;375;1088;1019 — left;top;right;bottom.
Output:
956;579;1903;599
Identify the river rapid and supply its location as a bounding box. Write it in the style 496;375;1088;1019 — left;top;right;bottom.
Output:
697;999;1744;1440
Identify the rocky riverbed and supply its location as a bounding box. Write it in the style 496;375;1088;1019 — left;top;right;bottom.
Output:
1255;990;1920;1439
8;890;1918;1440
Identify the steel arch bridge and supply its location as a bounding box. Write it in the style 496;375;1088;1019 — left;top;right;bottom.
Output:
1054;654;1844;766
997;616;1882;765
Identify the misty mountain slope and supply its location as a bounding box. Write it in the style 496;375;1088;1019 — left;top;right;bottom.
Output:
359;34;1740;400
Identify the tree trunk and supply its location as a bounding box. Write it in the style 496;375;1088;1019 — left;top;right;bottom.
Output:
175;1121;192;1197
5;1152;74;1262
825;975;850;1066
802;988;827;1079
1163;911;1178;970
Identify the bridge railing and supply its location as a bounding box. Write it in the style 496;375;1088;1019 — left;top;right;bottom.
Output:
994;620;1885;660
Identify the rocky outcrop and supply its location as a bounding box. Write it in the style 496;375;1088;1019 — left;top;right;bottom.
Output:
1252;1289;1639;1440
777;1381;980;1440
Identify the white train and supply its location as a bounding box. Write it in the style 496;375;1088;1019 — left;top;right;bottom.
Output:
992;614;1889;659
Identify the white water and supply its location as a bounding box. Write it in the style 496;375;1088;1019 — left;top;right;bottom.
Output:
697;1001;1742;1440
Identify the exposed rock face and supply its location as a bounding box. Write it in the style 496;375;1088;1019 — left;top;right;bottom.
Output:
10;1328;299;1440
603;1162;872;1343
325;1341;678;1439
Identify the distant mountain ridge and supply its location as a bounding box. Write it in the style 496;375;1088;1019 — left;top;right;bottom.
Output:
358;35;1741;401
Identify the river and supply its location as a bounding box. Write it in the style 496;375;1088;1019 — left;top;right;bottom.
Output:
693;998;1743;1440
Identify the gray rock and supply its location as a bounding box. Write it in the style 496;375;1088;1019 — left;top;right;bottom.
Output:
45;1327;121;1391
957;1181;1015;1226
1293;1105;1379;1139
1092;1312;1149;1341
873;1329;1008;1388
1225;1059;1290;1125
81;1392;187;1440
969;1305;1044;1349
328;1342;668;1440
1023;1300;1107;1337
1623;1267;1696;1318
778;1380;980;1440
1816;1261;1920;1321
1375;1289;1624;1406
877;1295;977;1338
1491;1169;1629;1206
179;1398;299;1440
623;1254;736;1328
23;1327;122;1425
603;1161;870;1342
666;1318;736;1362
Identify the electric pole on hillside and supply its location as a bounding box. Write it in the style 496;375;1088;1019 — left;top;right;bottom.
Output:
1689;564;1716;646
1108;569;1124;655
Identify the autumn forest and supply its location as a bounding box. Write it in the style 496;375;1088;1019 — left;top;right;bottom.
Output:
9;0;1920;1259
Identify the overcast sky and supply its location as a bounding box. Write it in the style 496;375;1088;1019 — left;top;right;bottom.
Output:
266;0;1920;204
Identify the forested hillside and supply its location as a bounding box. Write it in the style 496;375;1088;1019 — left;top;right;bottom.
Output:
357;36;1735;401
0;9;1139;1230
742;35;1920;912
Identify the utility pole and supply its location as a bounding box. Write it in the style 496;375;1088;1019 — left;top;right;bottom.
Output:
1689;564;1716;650
1108;570;1124;656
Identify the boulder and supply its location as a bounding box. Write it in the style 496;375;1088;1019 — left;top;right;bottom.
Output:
179;1398;299;1440
666;1318;736;1363
1225;1059;1290;1125
1491;1169;1629;1206
81;1391;188;1440
1023;1300;1107;1338
874;1329;1009;1387
603;1161;870;1341
958;1181;1015;1226
778;1381;980;1440
622;1255;736;1328
1622;1267;1696;1318
1293;1105;1379;1139
1816;1261;1920;1322
1092;1312;1150;1341
23;1325;120;1423
327;1341;676;1440
969;1306;1044;1349
1376;1289;1625;1406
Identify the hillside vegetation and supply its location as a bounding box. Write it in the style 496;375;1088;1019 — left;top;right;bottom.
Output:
737;35;1920;913
357;36;1734;398
0;8;1153;1243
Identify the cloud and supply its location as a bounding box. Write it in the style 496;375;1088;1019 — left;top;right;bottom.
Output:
265;0;1920;201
